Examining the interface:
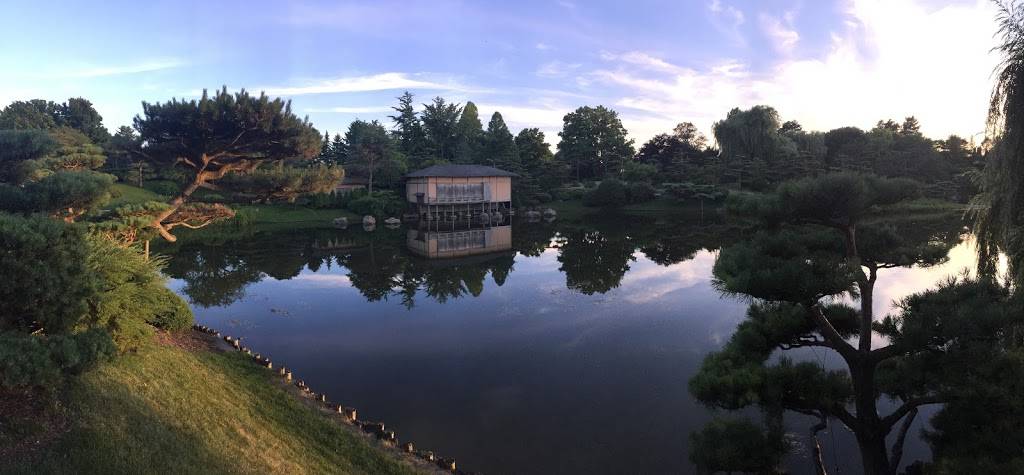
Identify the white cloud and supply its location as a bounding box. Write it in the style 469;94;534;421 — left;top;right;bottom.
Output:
760;13;800;54
536;60;581;78
305;106;393;114
708;0;746;45
536;42;551;51
34;59;185;79
592;0;999;144
257;72;468;96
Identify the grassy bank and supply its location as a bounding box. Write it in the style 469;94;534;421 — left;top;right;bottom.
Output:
1;334;422;475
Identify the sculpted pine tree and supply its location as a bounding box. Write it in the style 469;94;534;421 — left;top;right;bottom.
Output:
134;88;321;241
689;173;999;474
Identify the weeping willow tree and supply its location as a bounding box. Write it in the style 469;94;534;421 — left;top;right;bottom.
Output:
974;0;1024;282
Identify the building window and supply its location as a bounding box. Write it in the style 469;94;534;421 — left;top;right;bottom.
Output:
437;230;487;252
436;183;485;203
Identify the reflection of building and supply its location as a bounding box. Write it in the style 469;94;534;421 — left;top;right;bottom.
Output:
407;225;512;259
404;165;516;222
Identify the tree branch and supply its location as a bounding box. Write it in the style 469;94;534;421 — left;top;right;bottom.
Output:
890;407;918;471
809;305;857;360
882;395;944;429
810;416;830;475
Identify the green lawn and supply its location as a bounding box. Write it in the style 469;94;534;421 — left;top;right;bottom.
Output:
107;183;167;208
1;336;422;475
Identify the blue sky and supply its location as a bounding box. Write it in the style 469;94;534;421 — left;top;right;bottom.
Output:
0;0;1000;145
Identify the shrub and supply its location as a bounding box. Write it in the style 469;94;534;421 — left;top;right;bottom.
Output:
85;236;193;351
149;287;194;332
0;329;115;390
627;182;656;203
583;179;629;207
346;190;403;217
143;179;181;197
621;160;658;183
0;213;96;334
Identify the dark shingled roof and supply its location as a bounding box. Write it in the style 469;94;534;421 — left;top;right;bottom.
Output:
404;164;518;178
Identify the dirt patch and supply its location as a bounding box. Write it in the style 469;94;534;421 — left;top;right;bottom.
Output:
0;388;69;464
154;329;230;353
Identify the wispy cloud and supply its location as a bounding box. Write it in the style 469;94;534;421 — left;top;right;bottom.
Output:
304;106;393;114
536;60;582;78
536;42;551;51
40;58;185;79
760;12;799;54
257;73;469;96
707;0;746;46
600;51;685;75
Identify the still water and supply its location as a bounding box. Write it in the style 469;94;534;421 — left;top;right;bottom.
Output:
161;211;973;474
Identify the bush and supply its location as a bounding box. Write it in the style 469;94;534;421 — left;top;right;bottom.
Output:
143;180;181;197
0;213;96;334
583;179;655;207
583;179;629;207
0;329;115;390
85;236;193;351
627;182;656;203
621;160;658;183
149;287;194;332
346;190;403;217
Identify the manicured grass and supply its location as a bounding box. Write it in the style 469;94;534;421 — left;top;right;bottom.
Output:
1;338;421;475
108;183;167;208
232;205;359;232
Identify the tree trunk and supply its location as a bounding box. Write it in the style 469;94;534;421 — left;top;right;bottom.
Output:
854;427;892;475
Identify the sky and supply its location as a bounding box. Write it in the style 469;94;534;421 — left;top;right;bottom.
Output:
0;0;1003;146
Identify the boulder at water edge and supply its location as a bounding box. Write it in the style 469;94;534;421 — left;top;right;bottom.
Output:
362;215;376;226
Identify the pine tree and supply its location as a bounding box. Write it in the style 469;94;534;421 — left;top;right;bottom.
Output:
318;131;332;164
388;91;427;168
453;101;483;164
483;112;518;170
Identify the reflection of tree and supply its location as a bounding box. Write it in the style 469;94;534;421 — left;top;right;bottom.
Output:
162;245;264;307
557;228;637;295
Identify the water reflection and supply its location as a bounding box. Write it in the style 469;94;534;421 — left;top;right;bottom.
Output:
157;210;973;474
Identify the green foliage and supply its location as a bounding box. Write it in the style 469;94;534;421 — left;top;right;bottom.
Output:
222;164;343;202
0;99;60;130
85;236;193;351
0;213;97;334
149;287;194;332
557;105;635;180
0;329;115;390
338;120;405;191
420;96;463;162
142;180;180;196
388;91;429;168
0;129;57;181
453;101;484;164
582;179;656;207
689;417;788;474
25;170;115;221
345;190;404;218
620;160;657;183
483;111;518;170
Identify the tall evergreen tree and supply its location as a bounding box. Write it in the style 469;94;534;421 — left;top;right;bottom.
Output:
483;111;517;170
420;97;462;163
453;101;484;164
340;120;406;192
388;91;427;168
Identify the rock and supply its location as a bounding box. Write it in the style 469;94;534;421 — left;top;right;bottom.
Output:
543;208;557;217
384;217;401;225
362;215;376;226
524;210;541;221
362;223;376;232
333;217;348;228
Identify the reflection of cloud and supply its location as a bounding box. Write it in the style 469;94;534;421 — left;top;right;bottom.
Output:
619;251;717;304
290;273;352;288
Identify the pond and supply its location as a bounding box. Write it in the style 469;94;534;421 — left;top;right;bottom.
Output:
160;209;973;474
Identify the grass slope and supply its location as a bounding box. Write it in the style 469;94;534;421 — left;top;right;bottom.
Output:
108;183;167;208
2;337;419;475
